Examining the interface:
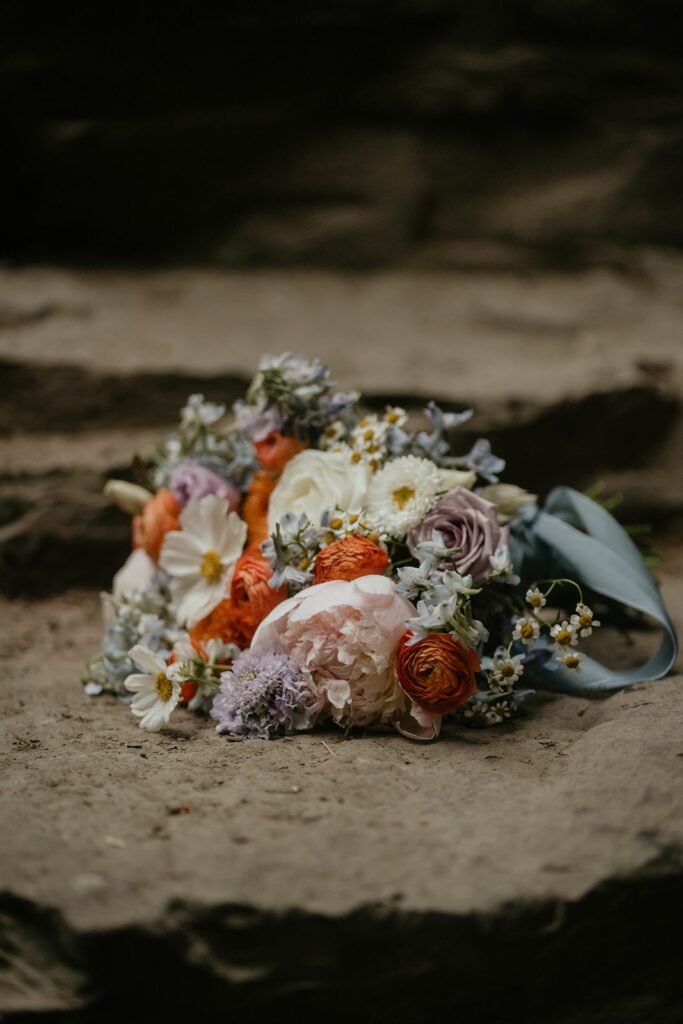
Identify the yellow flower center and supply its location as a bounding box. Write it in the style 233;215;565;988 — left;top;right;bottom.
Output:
351;451;362;464
529;594;542;607
565;656;581;670
500;664;515;678
555;629;572;646
329;517;343;530
300;556;310;571
155;672;173;702
392;485;415;510
520;623;534;639
386;410;400;424
200;549;223;582
579;613;592;627
363;429;375;441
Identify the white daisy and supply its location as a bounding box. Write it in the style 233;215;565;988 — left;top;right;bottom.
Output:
486;701;512;724
512;616;541;646
159;494;247;628
365;456;442;539
525;587;547;611
490;656;525;690
556;650;586;671
550;620;578;648
571;603;601;638
125;645;181;731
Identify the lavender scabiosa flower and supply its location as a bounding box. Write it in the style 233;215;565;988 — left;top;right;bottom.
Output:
210;650;324;739
169;459;240;510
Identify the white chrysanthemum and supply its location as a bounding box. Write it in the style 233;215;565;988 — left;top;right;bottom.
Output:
125;645;181;731
365;456;443;539
159;494;247;628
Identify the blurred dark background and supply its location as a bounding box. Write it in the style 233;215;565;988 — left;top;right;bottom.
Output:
4;0;683;268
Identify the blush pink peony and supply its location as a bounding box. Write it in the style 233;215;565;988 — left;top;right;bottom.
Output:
251;575;415;728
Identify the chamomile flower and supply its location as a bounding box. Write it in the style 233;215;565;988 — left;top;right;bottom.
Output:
489;656;525;691
550;620;578;648
526;587;547;611
159;494;247;628
512;616;541;646
486;701;512;724
571;603;601;637
125;645;182;731
556;650;586;671
319;419;347;450
365;455;442;539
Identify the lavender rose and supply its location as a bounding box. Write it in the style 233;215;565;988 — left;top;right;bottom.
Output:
169;459;240;511
407;486;508;582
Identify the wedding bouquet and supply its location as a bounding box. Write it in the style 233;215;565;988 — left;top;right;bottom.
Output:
84;354;677;741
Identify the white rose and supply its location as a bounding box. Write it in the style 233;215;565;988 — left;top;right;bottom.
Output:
267;449;369;531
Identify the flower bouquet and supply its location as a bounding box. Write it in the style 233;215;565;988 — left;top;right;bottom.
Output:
85;354;677;741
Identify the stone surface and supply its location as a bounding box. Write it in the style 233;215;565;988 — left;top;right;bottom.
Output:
0;555;682;1020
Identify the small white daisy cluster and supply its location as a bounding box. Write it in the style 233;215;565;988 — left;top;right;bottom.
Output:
510;587;601;673
319;507;386;548
321;406;408;473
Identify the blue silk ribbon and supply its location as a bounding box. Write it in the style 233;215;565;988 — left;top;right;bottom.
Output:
509;486;678;694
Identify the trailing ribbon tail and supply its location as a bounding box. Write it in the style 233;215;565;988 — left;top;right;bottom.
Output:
510;486;678;695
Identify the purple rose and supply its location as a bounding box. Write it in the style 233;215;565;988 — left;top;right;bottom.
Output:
169;459;240;511
407;486;508;582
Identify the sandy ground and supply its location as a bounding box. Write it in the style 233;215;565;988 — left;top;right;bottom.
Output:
1;547;681;1017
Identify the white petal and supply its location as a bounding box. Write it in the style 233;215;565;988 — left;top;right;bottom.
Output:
131;690;159;712
181;494;229;543
140;704;166;731
124;673;152;693
218;511;248;561
129;646;166;675
159;531;203;577
176;579;225;628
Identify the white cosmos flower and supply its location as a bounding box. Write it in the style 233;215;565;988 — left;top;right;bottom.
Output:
125;645;181;731
159;494;247;628
365;456;442;538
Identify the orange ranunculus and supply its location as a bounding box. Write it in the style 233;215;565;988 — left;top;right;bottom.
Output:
230;550;287;645
313;535;389;585
132;488;181;562
254;431;306;475
189;599;240;649
242;469;276;548
395;631;479;716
